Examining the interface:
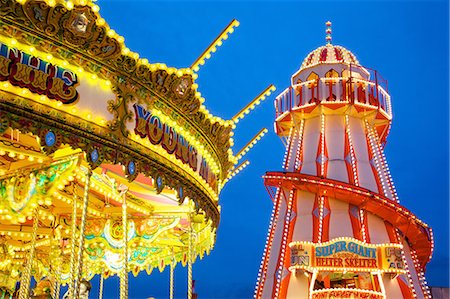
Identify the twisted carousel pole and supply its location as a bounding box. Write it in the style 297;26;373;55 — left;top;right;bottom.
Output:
18;208;39;299
73;168;92;298
68;189;78;298
187;211;193;299
52;264;61;299
120;186;129;299
169;261;174;299
98;274;104;299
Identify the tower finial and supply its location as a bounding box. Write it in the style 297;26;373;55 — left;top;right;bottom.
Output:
325;21;332;44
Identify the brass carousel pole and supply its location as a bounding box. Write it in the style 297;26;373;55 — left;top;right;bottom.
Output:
18;208;39;299
98;274;104;299
68;190;78;298
120;188;128;299
169;257;174;299
187;211;193;299
52;265;61;299
74;168;92;298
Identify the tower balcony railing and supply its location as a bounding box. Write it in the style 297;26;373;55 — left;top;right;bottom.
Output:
311;288;385;299
275;76;392;120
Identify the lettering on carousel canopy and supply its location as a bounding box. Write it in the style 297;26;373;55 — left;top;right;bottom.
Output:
133;104;217;189
290;239;405;272
0;43;79;104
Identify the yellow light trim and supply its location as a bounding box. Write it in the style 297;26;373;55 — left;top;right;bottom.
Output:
0;81;111;128
190;19;240;72
235;128;268;162
221;160;249;188
232;84;276;123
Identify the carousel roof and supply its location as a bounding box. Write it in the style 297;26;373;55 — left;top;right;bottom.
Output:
300;43;360;71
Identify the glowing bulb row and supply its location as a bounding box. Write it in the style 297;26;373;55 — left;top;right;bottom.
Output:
255;188;282;299
345;115;359;186
235;128;268;162
294;120;305;171
222;160;249;186
232;85;276;123
191;19;240;72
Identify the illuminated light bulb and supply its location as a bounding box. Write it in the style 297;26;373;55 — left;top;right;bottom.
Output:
37;158;44;163
97;18;106;26
107;29;116;37
117;36;125;43
92;4;100;12
8;152;15;158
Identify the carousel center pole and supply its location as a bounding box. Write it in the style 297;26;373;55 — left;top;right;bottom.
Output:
74;168;92;298
18;208;39;299
120;188;128;299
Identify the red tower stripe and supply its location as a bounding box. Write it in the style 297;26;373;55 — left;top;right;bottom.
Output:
349;205;363;241
321;196;330;242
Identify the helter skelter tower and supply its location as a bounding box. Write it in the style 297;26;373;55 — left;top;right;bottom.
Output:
255;22;433;299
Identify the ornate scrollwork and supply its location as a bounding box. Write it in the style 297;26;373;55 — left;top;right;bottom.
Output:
1;0;234;177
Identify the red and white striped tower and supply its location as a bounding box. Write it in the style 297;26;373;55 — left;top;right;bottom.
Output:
255;22;433;299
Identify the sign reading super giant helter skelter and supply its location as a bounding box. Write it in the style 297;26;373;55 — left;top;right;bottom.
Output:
289;238;405;273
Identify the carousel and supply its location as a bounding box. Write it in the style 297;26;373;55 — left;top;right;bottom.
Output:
0;0;274;298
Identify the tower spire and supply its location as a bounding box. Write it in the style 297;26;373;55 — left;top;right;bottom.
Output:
325;21;332;44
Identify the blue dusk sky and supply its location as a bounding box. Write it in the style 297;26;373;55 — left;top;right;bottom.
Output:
89;1;449;298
